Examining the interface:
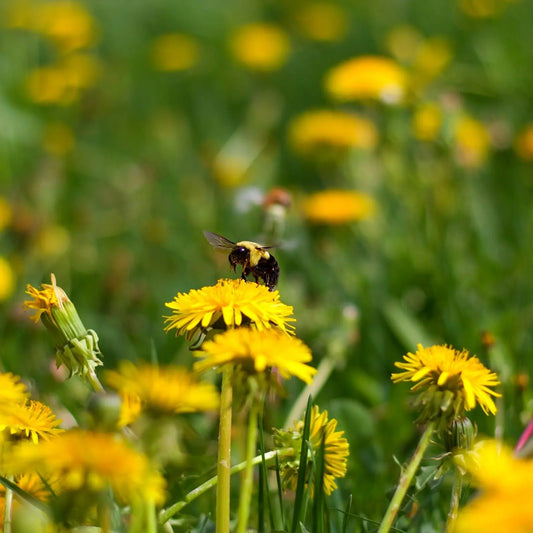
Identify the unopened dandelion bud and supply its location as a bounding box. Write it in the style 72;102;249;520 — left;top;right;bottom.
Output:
443;417;476;453
24;274;103;377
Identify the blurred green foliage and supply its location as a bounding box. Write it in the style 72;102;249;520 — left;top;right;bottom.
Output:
2;0;533;530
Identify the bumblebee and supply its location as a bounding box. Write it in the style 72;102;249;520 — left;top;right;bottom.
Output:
204;231;279;291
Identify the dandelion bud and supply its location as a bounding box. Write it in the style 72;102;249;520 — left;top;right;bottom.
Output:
24;274;103;377
442;416;476;453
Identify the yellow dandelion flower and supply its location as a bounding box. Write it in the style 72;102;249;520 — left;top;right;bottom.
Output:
325;55;407;104
0;372;29;404
412;102;443;141
5;430;166;505
151;33;199;71
288;109;378;155
0;256;16;301
194;328;316;384
164;278;296;340
514;123;533;161
105;362;219;416
274;405;349;495
454;440;533;533
454;115;491;168
0;400;63;443
295;2;348;42
386;25;423;63
0;473;51;524
392;344;501;420
34;1;98;52
229;23;290;72
24;277;64;324
303;189;376;225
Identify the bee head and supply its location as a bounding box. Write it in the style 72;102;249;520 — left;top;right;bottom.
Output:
229;246;250;269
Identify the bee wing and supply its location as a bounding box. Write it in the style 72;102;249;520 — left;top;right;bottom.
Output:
203;231;236;249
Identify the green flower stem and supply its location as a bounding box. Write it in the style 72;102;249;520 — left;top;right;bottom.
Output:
159;448;293;524
446;467;464;532
146;499;157;533
87;367;105;393
236;401;261;533
216;364;234;533
284;356;336;429
4;476;13;533
377;421;436;533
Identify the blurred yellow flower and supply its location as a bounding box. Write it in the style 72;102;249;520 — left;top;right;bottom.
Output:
0;197;13;232
4;430;166;505
459;0;514;17
411;37;453;88
0;372;29;404
0;400;63;444
325;55;407;104
288;109;378;154
274;405;349;495
304;190;376;225
151;33;199;71
42;122;75;155
106;362;220;417
454;440;533;532
392;344;501;420
164;278;296;340
386;25;423;62
0;256;16;301
35;224;71;258
194;328;317;384
295;2;348;42
8;0;98;52
25;54;100;105
514;123;533;161
454;115;490;168
229;23;290;71
0;473;51;524
412;102;443;141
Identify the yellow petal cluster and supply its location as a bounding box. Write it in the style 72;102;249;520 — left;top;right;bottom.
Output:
304;189;376;225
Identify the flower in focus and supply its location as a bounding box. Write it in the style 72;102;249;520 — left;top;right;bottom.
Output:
164;278;296;340
392;344;501;422
229;23;290;71
194;328;317;384
106;362;219;418
5;430;166;505
303;189;376;225
0;400;63;443
288;109;378;156
0;373;29;404
294;2;348;42
24;274;103;377
412;102;443;141
0;256;16;301
514;123;533;161
274;405;349;495
454;440;533;532
151;33;199;71
324;55;407;104
453;115;491;168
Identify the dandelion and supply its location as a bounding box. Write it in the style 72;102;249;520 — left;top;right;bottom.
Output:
274;405;349;495
392;344;501;421
0;473;51;523
454;440;533;532
194;327;317;384
453;115;490;168
294;2;348;42
151;33;199;71
24;275;103;380
0;372;29;405
412;102;442;141
229;23;290;71
105;361;220;417
4;430;166;506
164;278;296;340
0;256;15;301
288;109;378;155
0;400;63;443
325;55;407;104
304;189;376;225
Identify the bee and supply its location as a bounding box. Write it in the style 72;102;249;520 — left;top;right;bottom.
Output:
204;231;279;291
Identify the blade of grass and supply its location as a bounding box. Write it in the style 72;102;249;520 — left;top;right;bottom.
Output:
258;411;275;531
